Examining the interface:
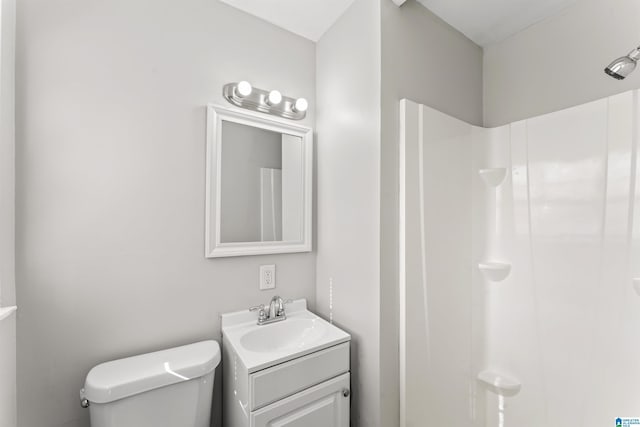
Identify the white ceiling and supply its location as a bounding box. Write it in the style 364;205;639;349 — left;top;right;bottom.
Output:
416;0;581;46
220;0;581;47
219;0;356;42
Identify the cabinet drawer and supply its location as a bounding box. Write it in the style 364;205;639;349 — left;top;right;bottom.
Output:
249;342;349;411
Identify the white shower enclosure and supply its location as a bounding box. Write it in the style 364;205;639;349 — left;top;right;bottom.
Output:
400;90;640;427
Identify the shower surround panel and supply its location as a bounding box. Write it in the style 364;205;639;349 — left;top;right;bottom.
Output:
399;90;640;427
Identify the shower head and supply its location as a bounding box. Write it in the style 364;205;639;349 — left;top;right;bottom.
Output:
605;47;640;80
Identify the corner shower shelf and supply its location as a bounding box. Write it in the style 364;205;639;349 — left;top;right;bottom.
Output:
478;262;511;282
478;168;507;187
633;278;640;296
0;306;17;322
477;371;521;396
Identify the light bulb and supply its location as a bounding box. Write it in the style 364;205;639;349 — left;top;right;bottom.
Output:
236;81;252;97
293;98;308;113
267;90;282;106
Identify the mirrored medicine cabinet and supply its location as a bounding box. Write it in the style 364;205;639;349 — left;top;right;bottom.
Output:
205;105;313;258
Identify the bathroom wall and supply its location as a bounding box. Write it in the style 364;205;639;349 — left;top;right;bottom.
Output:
0;0;16;426
315;0;381;426
380;1;483;425
15;1;316;426
0;0;15;307
484;0;640;127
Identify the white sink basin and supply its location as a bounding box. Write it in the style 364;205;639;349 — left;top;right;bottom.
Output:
240;317;327;353
221;299;350;372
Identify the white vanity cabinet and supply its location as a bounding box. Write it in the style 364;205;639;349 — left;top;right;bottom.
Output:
221;300;351;427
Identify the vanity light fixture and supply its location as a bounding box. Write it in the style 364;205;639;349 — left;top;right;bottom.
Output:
267;90;283;106
235;81;252;97
293;97;308;113
222;81;307;120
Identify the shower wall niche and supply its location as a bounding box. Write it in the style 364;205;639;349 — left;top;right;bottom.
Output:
399;90;640;427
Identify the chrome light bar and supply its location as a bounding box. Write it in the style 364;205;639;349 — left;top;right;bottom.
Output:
222;81;308;120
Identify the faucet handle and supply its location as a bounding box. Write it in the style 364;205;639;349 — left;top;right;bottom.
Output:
277;299;294;316
249;304;268;322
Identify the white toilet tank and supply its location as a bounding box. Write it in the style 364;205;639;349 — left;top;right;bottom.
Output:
81;340;220;427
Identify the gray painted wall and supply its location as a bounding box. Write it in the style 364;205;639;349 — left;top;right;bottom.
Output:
15;1;315;426
0;0;16;424
0;0;15;308
316;1;381;426
380;1;483;426
484;0;640;127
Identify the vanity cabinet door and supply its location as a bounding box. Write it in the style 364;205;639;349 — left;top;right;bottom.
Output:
250;373;350;427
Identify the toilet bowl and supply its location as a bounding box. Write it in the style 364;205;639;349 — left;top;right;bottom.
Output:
81;340;220;427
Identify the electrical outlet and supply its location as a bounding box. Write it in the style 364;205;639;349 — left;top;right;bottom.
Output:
259;265;276;290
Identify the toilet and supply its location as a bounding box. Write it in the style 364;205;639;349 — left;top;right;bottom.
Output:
80;340;220;427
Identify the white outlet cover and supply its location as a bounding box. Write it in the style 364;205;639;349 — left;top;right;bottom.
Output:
260;265;276;290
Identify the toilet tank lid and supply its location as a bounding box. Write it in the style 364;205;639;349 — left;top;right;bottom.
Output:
82;340;220;404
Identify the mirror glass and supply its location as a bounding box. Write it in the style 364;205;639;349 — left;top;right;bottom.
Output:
219;121;304;243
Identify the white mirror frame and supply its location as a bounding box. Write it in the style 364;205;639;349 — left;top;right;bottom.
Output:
205;104;313;258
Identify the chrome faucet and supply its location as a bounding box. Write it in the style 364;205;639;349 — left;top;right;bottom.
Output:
249;296;292;325
269;296;283;319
